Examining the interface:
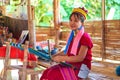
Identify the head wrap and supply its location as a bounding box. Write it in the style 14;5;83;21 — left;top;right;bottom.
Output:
72;7;88;19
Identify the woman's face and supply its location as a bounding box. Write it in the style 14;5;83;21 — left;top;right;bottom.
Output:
69;14;82;30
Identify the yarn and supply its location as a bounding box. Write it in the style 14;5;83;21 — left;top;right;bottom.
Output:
115;65;120;76
51;48;58;55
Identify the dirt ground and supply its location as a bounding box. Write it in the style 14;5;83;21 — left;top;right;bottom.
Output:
88;61;120;80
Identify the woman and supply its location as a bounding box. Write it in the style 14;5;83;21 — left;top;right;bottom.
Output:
40;7;93;80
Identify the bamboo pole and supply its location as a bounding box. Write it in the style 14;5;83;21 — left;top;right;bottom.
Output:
53;0;60;47
27;0;36;48
21;41;29;80
101;0;106;61
3;42;11;80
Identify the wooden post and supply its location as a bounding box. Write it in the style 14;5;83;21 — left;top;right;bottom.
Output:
0;6;6;15
27;0;36;48
53;0;60;47
21;41;29;80
3;42;11;80
101;0;106;61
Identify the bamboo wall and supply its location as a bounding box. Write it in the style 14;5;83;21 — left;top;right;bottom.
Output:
36;20;120;61
105;20;120;60
36;27;55;41
84;21;102;58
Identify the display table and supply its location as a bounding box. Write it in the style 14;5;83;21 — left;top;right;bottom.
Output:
0;46;37;61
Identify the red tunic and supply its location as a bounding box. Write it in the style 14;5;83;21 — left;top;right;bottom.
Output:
40;32;93;80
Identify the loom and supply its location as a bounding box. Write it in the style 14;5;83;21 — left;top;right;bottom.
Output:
10;42;51;61
10;42;76;68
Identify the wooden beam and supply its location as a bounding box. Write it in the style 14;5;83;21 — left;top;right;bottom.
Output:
27;0;36;48
53;0;60;47
101;0;106;61
60;22;69;27
102;0;105;20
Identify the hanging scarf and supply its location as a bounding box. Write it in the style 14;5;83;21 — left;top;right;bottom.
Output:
64;26;84;55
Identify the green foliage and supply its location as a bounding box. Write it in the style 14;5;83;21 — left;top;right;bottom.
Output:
34;0;120;26
106;0;120;20
5;0;120;27
34;0;53;26
60;0;74;21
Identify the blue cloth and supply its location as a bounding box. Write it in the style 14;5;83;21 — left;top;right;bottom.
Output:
116;65;120;76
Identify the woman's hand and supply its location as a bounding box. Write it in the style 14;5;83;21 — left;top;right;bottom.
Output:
52;56;64;63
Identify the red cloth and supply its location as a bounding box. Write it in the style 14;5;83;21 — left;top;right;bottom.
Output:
40;65;64;80
40;33;93;80
0;46;37;61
